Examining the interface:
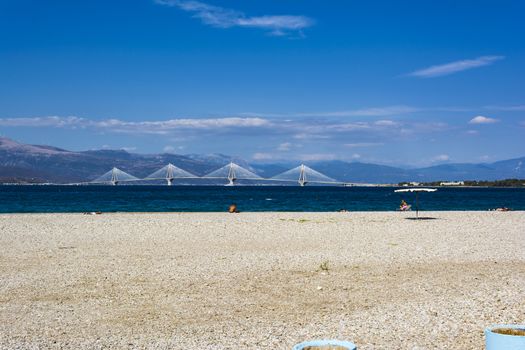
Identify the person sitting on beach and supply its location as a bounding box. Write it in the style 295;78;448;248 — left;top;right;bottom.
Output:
228;204;239;213
495;207;511;212
399;200;411;211
489;207;512;212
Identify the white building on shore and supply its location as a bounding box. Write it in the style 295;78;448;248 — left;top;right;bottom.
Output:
440;181;465;186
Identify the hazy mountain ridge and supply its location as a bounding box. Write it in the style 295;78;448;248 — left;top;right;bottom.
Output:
0;137;524;183
0;137;237;183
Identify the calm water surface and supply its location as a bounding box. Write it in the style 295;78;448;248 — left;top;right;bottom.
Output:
1;185;524;213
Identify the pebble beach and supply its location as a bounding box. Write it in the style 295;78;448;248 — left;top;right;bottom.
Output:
1;211;524;349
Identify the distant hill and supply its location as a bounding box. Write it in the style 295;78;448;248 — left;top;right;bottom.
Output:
0;137;240;183
307;160;412;183
251;157;525;183
411;158;525;182
0;137;524;184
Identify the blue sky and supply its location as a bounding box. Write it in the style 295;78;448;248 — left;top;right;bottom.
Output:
0;0;524;166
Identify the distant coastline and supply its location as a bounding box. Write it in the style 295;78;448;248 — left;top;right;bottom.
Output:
398;178;525;188
2;181;525;187
2;178;525;187
2;137;525;185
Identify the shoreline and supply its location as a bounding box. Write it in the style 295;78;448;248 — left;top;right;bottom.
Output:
1;209;524;214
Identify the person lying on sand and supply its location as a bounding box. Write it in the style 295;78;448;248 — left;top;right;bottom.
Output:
399;200;411;211
228;204;239;213
490;207;512;212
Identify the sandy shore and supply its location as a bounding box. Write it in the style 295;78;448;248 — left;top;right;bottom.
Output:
1;211;524;349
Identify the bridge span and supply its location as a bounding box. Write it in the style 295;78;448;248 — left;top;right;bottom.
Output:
88;162;361;186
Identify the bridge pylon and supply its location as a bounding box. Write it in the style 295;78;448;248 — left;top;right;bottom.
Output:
271;164;335;186
91;167;139;185
166;163;175;186
203;161;261;185
227;162;236;186
144;163;196;185
298;164;307;186
110;167;119;186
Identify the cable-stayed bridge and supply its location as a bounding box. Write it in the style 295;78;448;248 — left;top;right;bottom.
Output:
270;164;336;186
144;163;196;186
92;167;139;186
203;162;262;186
87;162;354;186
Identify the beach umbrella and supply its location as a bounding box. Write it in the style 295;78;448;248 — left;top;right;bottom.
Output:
394;188;437;218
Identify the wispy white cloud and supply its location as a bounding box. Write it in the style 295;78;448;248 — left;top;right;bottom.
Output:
254;105;420;118
469;115;499;124
163;145;176;153
121;146;137;152
325;122;370;131
432;154;450;162
408;56;504;78
374;120;398;126
413;122;449;132
154;0;314;36
277;142;292;151
1;114;467;164
118;117;270;131
244;105;525;118
0;115;452;144
328;106;419;117
246;106;491;119
163;145;185;153
484;105;525;112
298;153;337;161
292;133;331;140
0;116;85;128
252;152;276;161
344;142;384;148
253;151;362;163
0;116;270;134
479;155;491;161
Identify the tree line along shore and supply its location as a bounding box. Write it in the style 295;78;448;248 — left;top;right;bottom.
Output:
399;178;525;187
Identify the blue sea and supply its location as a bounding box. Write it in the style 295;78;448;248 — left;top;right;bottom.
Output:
0;185;524;213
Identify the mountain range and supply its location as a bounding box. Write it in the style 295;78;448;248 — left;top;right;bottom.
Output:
0;137;524;184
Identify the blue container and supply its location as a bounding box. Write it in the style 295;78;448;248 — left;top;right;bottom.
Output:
485;324;525;350
293;339;357;350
